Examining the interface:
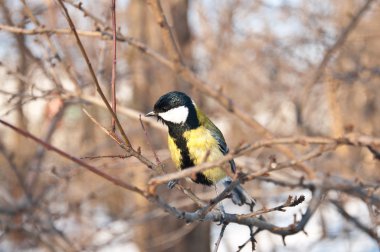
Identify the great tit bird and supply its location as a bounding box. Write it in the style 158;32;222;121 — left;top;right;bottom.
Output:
146;91;255;208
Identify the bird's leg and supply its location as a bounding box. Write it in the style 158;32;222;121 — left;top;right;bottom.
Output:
218;204;226;225
223;177;256;211
214;184;227;224
167;179;178;189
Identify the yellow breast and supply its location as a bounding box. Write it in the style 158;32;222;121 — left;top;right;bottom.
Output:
168;136;182;169
168;126;227;183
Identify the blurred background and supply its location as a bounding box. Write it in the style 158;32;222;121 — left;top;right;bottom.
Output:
0;0;379;251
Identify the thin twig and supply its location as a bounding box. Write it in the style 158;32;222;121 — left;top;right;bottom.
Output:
111;0;117;132
241;195;305;219
82;108;125;147
80;154;132;160
78;93;165;131
213;223;227;252
257;176;380;208
139;114;162;166
367;145;380;160
63;0;108;28
237;225;261;252
147;0;184;66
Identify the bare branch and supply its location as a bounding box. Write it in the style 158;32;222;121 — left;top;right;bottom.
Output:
152;188;324;236
0;119;145;195
241;195;306;218
111;0;117;132
213;223;227;252
56;0;132;148
148;135;380;190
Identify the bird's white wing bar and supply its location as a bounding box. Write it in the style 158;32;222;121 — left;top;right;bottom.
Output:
158;105;189;124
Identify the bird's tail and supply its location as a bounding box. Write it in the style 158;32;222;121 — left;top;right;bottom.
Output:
222;177;256;211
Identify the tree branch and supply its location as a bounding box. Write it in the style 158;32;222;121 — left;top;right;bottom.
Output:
111;0;117;132
0;119;144;195
56;0;132;148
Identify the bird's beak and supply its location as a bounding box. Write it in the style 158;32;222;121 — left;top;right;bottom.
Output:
145;111;156;117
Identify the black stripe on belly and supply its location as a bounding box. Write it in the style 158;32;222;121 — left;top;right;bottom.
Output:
193;172;213;186
169;127;213;186
171;131;194;169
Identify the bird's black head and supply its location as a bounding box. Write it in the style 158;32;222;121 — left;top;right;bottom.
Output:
146;91;199;132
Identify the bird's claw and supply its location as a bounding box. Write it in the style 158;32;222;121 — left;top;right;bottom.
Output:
247;201;255;212
217;205;226;225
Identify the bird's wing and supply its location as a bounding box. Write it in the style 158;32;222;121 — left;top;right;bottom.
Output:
196;109;236;173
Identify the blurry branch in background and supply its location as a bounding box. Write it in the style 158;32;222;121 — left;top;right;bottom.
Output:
21;0;80;92
367;145;380;160
324;77;345;148
331;200;380;245
147;0;185;66
0;23;175;73
28;100;67;193
61;0;177;69
0;24;100;36
0;142;32;201
306;0;377;90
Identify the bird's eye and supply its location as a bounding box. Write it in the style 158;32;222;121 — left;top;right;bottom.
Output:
156;116;163;123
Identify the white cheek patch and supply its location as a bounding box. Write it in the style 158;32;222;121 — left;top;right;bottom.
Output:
158;106;189;124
